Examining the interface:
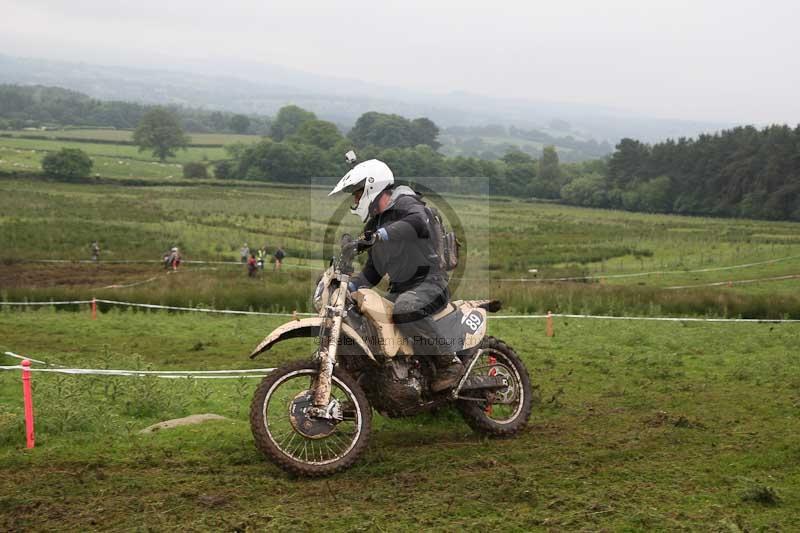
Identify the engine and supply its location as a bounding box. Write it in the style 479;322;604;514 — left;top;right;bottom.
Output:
361;358;427;417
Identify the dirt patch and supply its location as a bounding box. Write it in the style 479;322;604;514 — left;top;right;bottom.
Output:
0;263;157;289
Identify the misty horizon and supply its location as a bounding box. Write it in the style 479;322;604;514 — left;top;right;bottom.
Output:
2;0;799;126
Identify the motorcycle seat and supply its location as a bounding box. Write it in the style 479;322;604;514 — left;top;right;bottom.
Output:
353;291;490;357
432;303;456;321
353;289;413;357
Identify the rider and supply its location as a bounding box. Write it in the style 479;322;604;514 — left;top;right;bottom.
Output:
256;247;266;270
90;240;100;262
329;157;464;392
165;247;181;271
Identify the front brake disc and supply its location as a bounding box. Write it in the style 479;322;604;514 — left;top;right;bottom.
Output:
289;390;338;439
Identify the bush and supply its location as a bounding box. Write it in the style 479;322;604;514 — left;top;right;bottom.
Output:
183;161;208;179
561;173;608;207
213;160;233;179
41;148;93;180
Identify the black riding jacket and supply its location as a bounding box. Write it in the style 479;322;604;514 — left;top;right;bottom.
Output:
353;186;445;293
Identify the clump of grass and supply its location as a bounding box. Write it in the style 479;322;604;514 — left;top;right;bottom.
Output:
0;405;22;445
741;484;781;506
643;410;705;429
672;415;705;429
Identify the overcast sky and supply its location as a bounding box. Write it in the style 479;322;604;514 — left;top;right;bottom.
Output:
2;0;799;124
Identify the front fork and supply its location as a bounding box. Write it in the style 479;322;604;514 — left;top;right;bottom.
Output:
311;273;350;413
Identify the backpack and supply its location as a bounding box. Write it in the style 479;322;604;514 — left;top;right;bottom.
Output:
425;206;459;271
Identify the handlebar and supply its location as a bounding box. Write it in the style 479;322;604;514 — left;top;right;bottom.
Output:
358;232;378;249
339;233;377;274
341;233;377;254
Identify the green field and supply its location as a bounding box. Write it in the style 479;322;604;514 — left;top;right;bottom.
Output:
1;128;263;146
0;130;258;181
0;137;229;165
2;169;800;529
1;309;798;530
1;178;799;317
0;145;188;180
438;132;592;159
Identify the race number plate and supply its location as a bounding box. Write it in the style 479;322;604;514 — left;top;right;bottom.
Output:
462;311;484;332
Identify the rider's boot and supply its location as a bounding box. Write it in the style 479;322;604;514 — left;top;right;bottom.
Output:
431;354;465;393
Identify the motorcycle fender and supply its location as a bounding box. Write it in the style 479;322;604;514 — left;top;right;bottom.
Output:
248;317;376;363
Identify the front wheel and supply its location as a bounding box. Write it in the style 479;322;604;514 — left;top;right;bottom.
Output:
250;360;372;476
457;336;533;437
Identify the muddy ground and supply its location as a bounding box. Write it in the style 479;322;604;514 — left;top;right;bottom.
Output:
0;263;162;289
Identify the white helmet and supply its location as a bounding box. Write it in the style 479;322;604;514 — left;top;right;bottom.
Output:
329;159;394;222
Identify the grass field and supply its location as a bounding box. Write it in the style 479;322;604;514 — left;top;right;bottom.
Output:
0;137;229;166
1;128;263;146
0;129;264;181
1;309;798;530
2;166;800;529
0;145;189;180
1;178;799;317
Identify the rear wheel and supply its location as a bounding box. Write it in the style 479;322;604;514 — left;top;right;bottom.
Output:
250;360;371;476
457;337;532;436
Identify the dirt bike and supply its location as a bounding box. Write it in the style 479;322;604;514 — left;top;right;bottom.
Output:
248;234;533;476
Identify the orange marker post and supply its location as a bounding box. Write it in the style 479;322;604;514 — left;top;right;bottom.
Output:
21;359;35;449
546;311;554;337
91;297;97;320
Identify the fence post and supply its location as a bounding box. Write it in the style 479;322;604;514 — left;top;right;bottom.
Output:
91;297;97;320
21;359;35;449
546;311;554;337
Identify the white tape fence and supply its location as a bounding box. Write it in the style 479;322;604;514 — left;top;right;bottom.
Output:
2;351;274;379
93;299;318;317
0;298;316;317
1;297;800;323
455;253;800;283
491;313;800;323
0;299;94;306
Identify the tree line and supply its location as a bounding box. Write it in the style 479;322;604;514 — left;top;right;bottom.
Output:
214;105;565;197
219;116;800;221
8;84;797;221
561;126;800;221
0;84;270;134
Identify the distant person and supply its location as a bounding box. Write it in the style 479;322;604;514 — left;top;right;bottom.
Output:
247;253;258;277
256;247;266;270
164;247;181;271
273;246;285;272
240;243;250;264
90;241;100;262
